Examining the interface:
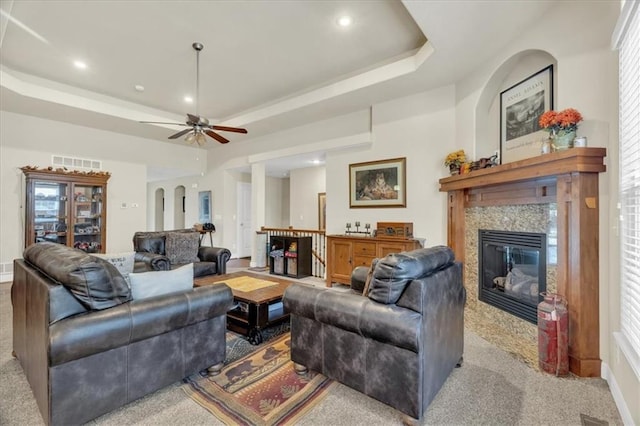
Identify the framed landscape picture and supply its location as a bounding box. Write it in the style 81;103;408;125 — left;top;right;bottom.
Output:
349;157;406;208
500;65;553;163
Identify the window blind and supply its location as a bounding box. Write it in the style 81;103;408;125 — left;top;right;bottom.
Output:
618;1;640;366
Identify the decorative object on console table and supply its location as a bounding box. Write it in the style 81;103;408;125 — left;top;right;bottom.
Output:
500;65;554;164
349;157;406;208
539;108;583;151
376;222;414;239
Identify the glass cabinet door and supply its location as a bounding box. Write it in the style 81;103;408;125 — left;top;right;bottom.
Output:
33;181;68;246
72;184;103;253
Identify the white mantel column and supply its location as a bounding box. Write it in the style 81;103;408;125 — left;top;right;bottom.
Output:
250;162;266;267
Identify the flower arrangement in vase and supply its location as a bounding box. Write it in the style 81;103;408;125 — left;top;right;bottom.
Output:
444;150;466;175
538;108;583;151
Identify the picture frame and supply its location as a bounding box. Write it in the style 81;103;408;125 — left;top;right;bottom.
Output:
198;190;212;223
500;65;554;164
318;192;326;230
349;157;406;208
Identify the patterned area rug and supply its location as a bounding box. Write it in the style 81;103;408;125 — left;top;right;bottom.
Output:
183;329;334;425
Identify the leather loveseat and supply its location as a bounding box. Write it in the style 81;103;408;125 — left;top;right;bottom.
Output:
12;242;233;425
133;229;231;277
282;246;466;424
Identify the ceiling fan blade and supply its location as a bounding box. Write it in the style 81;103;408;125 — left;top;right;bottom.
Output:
209;125;248;134
204;130;229;144
139;121;188;126
168;128;194;139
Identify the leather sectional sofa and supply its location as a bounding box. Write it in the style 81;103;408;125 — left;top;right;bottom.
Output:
133;229;231;277
12;242;233;425
283;246;466;423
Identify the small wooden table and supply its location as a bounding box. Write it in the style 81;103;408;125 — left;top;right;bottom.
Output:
194;271;292;344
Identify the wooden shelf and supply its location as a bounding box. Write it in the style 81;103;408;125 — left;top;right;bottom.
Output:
439;148;606;192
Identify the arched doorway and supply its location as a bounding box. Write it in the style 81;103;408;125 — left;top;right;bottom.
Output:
174;185;185;229
154;188;165;231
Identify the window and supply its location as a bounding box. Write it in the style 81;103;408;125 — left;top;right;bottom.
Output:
614;0;640;377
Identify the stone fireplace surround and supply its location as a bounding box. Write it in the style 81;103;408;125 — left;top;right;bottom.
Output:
439;148;606;377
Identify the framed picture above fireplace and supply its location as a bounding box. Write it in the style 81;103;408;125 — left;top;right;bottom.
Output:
500;65;554;164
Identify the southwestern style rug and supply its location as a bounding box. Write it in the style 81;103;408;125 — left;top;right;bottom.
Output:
183;331;334;425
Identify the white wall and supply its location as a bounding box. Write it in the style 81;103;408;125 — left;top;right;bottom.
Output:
289;166;325;229
265;176;289;228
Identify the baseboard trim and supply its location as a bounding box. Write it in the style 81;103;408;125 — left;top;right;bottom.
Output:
601;361;635;425
0;272;13;283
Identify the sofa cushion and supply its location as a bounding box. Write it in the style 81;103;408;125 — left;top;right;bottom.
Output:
129;263;193;300
165;232;200;265
92;251;135;283
23;242;131;310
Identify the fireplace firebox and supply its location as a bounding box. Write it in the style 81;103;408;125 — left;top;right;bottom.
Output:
478;230;546;324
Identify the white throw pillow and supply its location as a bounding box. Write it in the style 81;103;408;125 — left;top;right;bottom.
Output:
129;263;193;300
92;251;135;281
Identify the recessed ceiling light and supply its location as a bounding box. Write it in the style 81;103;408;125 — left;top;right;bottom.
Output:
337;15;353;27
134;85;145;92
184;96;193;103
73;60;87;70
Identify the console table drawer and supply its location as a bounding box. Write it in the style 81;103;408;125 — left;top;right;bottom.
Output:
353;242;376;256
353;255;375;268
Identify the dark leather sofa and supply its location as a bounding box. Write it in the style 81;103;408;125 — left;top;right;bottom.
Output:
283;246;466;423
133;229;231;277
12;242;233;425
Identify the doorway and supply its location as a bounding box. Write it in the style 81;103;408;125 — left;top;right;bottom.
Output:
237;182;252;258
154;188;164;231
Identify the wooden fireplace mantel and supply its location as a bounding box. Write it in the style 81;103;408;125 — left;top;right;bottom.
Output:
439;147;607;377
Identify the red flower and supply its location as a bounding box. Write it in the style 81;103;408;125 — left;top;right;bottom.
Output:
538;108;583;134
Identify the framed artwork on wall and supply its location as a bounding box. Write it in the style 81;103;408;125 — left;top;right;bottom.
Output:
349;157;406;208
318;192;326;230
198;190;212;223
500;65;554;164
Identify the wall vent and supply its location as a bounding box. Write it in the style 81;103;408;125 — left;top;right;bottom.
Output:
52;155;102;170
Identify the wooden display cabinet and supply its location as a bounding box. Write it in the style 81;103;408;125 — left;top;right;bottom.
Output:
22;168;109;253
326;235;421;287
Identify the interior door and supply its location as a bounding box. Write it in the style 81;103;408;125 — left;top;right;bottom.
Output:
237;182;252;258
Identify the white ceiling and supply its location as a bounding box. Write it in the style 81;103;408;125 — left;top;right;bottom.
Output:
0;0;554;178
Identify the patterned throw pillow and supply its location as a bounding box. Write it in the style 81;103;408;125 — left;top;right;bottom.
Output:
92;251;135;282
165;232;200;265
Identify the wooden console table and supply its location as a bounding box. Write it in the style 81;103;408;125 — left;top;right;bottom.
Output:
326;234;421;287
439;147;606;377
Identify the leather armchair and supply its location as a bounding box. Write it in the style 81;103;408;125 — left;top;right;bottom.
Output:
12;242;233;425
283;246;466;423
132;229;231;277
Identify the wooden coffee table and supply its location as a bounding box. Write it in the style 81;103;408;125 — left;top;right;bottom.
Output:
194;271;293;344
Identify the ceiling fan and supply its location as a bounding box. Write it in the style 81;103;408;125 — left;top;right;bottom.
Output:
140;42;247;146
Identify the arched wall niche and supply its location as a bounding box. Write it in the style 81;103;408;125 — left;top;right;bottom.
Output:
475;49;557;162
174;185;186;229
154;188;165;231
